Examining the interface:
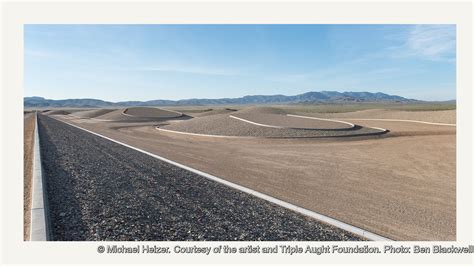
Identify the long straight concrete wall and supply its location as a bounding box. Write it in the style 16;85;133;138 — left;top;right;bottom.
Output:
30;112;50;241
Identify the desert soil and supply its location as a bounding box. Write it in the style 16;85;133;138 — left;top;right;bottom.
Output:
38;114;362;241
49;108;456;240
23;112;35;241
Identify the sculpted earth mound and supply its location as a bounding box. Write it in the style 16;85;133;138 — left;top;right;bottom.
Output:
123;107;183;118
160;107;386;138
93;107;184;122
231;107;353;130
71;109;115;119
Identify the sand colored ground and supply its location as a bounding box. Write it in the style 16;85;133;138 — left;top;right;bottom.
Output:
49;108;456;240
23;112;35;241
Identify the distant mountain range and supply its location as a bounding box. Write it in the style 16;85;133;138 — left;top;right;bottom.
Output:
24;91;420;108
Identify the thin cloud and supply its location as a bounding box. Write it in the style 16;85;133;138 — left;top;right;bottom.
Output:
404;25;455;62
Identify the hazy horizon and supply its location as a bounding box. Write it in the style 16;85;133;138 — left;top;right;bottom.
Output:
24;90;456;103
25;24;456;102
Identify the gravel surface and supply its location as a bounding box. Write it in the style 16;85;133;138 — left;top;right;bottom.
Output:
46;109;456;240
161;114;383;138
23;112;36;240
38;114;363;241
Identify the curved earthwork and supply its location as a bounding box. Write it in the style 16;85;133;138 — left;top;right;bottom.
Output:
157;107;387;138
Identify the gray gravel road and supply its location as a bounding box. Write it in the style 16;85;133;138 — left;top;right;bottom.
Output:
38;114;363;241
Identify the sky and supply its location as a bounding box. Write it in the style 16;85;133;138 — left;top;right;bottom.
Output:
24;24;456;101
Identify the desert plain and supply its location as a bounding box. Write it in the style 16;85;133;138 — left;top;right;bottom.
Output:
24;103;456;241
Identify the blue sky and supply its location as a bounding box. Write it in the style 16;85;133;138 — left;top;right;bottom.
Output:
24;24;456;101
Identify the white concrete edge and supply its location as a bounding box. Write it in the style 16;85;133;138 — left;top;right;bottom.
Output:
229;115;286;129
333;118;456;127
286;114;356;128
30;112;49;241
51;116;393;241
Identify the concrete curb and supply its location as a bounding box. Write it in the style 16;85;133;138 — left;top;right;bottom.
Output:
52;116;392;241
30;112;50;241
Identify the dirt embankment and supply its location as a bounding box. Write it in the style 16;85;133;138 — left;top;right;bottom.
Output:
52;108;456;240
24;113;36;241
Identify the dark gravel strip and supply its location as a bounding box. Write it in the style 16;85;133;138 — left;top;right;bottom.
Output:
38;114;363;241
